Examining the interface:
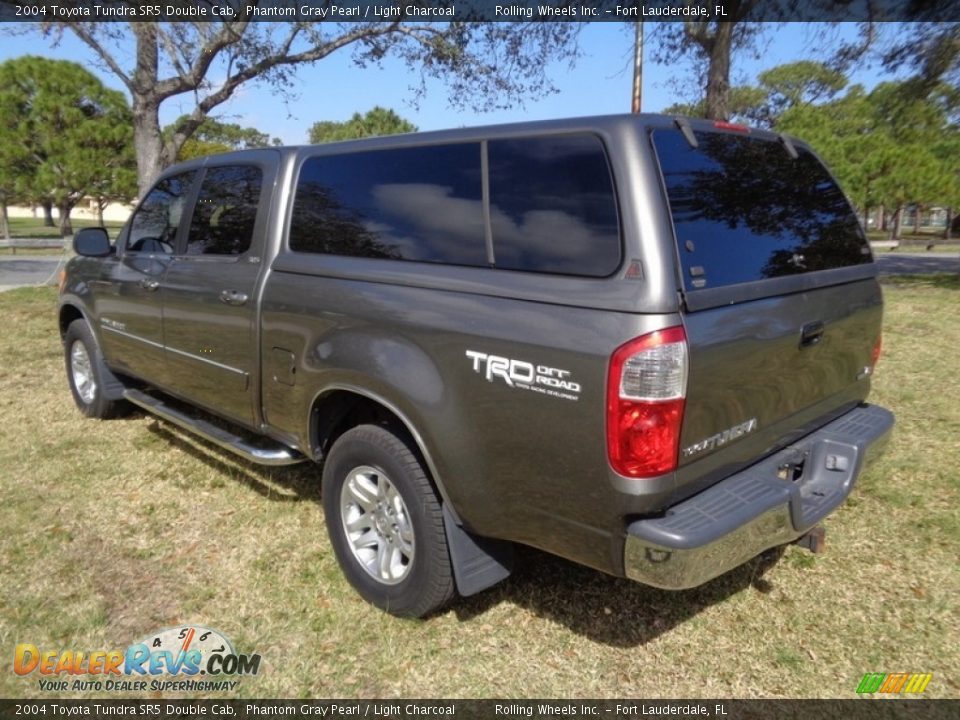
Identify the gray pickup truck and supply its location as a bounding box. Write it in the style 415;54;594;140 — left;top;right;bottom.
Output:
59;114;893;617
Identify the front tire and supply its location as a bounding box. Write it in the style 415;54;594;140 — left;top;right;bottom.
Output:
64;319;127;419
322;424;455;617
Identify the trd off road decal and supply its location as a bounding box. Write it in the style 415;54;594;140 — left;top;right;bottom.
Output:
465;350;581;402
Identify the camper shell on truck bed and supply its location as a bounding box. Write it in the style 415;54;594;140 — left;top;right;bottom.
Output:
60;114;893;616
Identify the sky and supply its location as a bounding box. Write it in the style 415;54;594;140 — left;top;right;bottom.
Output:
0;22;907;145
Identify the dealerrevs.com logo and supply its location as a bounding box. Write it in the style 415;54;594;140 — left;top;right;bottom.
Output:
14;626;261;693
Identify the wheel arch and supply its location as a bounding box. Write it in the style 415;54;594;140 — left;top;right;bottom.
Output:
308;384;461;524
58;302;88;340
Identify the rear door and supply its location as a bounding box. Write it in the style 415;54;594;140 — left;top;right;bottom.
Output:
161;156;277;426
650;125;883;498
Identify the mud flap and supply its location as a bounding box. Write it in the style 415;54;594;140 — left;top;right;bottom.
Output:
442;504;513;597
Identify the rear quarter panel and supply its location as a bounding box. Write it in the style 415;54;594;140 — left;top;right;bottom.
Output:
259;268;678;574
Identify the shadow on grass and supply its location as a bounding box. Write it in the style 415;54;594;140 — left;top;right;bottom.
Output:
140;410;784;647
451;544;784;648
148;422;320;502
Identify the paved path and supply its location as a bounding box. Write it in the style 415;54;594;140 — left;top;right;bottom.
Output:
0;255;65;292
876;252;960;276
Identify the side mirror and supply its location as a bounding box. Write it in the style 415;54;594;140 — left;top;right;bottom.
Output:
74;228;112;257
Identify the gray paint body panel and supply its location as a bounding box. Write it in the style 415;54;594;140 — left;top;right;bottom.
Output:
60;113;892;581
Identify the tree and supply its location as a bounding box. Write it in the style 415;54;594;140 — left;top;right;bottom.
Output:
0;56;135;236
737;61;847;128
649;2;765;120
0;102;28;241
880;22;960;99
777;80;953;240
308;107;417;144
874;83;951;237
166;116;282;162
931;130;960;239
33;17;581;193
662;86;767;122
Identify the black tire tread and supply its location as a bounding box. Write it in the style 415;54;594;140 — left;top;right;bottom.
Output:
64;319;128;420
323;423;455;618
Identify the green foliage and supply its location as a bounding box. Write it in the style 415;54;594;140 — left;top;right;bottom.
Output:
660;102;701;118
777;79;957;231
165;116;282;162
663;87;768;123
742;61;847;128
308;107;418;144
760;61;847;108
44;22;581;191
0;56;135;236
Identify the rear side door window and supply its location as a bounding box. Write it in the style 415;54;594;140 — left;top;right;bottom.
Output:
184;165;263;256
126;172;196;255
290;143;487;266
487;135;621;277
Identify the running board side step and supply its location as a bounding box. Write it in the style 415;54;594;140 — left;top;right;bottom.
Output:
123;389;307;467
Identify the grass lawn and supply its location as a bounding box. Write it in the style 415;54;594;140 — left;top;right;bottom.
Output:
0;279;957;699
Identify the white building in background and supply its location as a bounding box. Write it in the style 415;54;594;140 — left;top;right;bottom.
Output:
8;198;133;224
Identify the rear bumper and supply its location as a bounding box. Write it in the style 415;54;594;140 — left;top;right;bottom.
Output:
623;403;894;589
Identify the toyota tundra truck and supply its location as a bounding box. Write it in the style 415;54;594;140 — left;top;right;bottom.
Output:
58;114;894;617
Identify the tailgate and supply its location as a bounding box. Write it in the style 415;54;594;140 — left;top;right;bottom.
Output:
649;122;883;500
678;280;882;491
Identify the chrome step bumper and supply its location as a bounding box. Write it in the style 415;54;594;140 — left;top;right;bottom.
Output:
624;404;894;589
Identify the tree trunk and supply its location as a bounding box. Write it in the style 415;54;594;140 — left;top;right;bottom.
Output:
879;204;886;231
42;200;55;227
131;26;164;196
1;201;9;241
704;23;734;120
913;204;922;235
945;207;953;240
132;99;164;196
862;205;870;231
58;202;74;238
96;200;105;226
889;205;903;240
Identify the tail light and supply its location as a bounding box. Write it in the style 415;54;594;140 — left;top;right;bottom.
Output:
607;326;688;478
871;332;882;368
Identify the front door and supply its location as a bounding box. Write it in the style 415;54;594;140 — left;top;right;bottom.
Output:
97;171;197;386
161;158;277;426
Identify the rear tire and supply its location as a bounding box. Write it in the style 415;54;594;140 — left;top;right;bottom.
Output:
322;424;455;617
64;319;127;419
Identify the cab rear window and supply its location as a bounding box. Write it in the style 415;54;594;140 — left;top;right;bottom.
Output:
652;129;871;290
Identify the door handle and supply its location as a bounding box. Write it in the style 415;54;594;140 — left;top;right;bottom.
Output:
140;279;160;291
220;289;249;306
799;321;825;348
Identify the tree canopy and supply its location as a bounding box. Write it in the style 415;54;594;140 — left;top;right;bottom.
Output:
35;18;581;193
777;79;958;238
0;55;135;236
308;107;417;144
166;116;282;162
